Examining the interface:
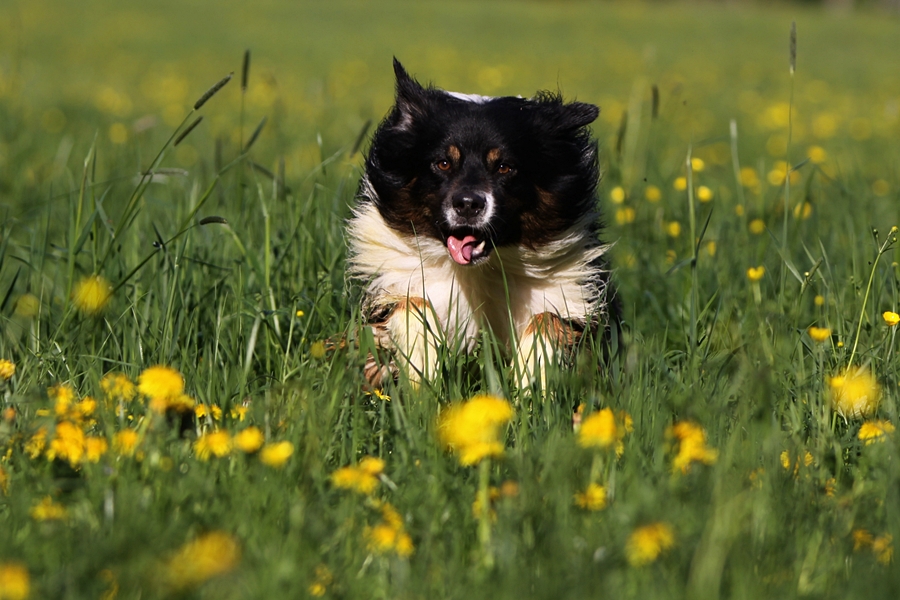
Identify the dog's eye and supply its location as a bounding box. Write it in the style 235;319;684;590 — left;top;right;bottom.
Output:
436;160;452;172
497;163;512;174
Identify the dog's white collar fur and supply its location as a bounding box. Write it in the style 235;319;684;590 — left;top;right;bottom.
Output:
347;191;610;347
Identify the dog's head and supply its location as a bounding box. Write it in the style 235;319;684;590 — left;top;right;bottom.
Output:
364;59;601;266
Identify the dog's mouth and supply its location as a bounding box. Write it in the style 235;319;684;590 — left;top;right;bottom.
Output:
446;233;491;266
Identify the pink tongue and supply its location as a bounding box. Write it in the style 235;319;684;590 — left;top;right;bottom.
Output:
447;235;478;265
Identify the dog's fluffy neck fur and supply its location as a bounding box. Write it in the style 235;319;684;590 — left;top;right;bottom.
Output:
348;188;610;348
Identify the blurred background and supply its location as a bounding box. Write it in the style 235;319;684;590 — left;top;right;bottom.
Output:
0;0;898;195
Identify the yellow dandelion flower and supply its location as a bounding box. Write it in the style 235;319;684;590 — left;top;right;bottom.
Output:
234;427;265;453
230;405;248;420
781;450;814;476
259;441;294;467
380;502;405;531
194;430;232;460
194;404;210;419
100;372;137;402
308;565;332;597
696;185;713;202
331;460;381;494
734;204;745;216
30;496;67;521
74;397;97;418
373;389;390;402
365;524;414;558
85;436;109;463
114;429;139;456
814;295;825;307
610;186;626;204
748;468;765;490
47;421;86;466
748;218;766;235
747;266;765;282
72;274;112;315
150;393;194;414
395;531;415;557
793;201;813;220
438;394;514;466
165;531;240;590
25;427;48;459
0;562;30;600
806;145;827;164
873;534;893;565
829;366;881;419
0;359;15;380
872;180;890;197
138;365;183;401
853;529;874;551
359;456;385;476
690;157;705;172
668;421;718;473
367;524;399;553
626;522;675;567
295;309;305;318
48;383;76;417
14;293;40;318
767;161;791;186
739;167;760;189
859;420;895;445
883;311;900;326
673;177;687;191
577;408;619;449
615;207;636;225
807;326;831;343
574;483;607;511
309;341;326;359
644;185;661;202
665;221;681;238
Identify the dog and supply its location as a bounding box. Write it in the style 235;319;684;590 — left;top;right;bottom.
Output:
348;59;617;390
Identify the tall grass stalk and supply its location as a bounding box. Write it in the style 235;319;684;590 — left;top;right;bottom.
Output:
781;21;797;300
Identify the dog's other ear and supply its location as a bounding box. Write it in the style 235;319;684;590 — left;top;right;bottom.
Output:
392;58;427;128
559;101;600;130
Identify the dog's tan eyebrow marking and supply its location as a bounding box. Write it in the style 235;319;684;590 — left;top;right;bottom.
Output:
447;145;461;163
486;148;501;166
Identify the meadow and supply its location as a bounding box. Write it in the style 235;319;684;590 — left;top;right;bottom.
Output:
1;0;900;598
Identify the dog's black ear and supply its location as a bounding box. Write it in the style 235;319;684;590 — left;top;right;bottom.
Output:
559;101;600;130
533;93;599;132
392;58;428;128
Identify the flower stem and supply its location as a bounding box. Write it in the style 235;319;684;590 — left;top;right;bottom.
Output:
477;459;494;570
849;229;897;367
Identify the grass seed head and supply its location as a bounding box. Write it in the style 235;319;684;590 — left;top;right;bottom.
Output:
193;72;233;110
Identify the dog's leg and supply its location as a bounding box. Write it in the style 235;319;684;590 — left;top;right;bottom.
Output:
376;297;442;386
514;312;581;392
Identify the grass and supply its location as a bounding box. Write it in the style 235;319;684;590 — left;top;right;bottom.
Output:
1;1;900;598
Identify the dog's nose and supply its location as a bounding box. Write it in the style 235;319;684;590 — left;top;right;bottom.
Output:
452;193;486;218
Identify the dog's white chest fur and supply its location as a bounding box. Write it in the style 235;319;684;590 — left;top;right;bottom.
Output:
347;201;609;348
